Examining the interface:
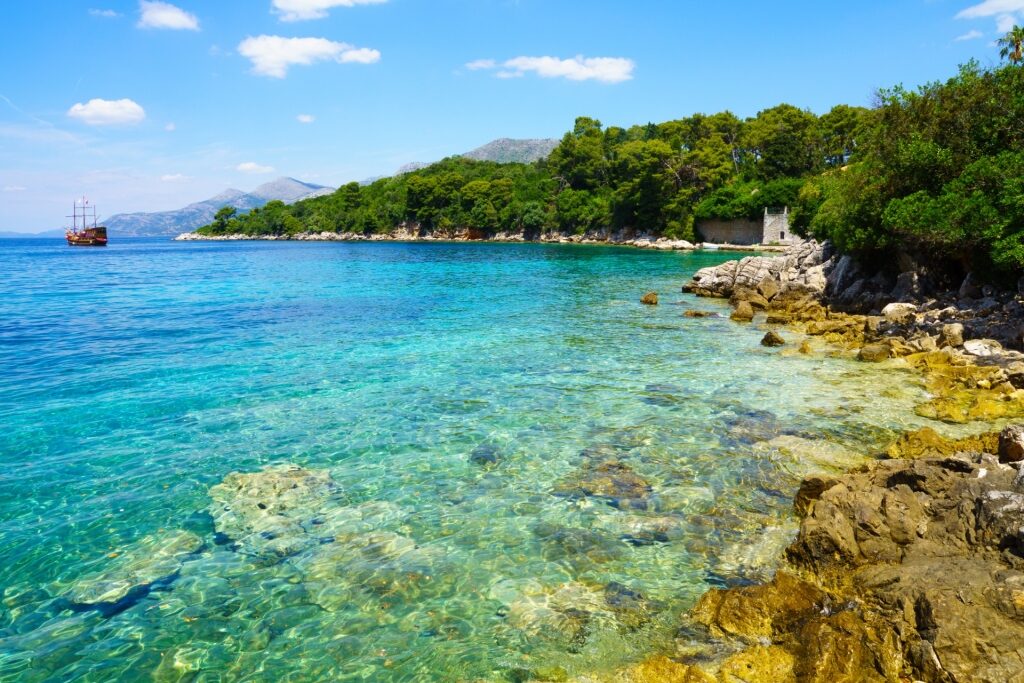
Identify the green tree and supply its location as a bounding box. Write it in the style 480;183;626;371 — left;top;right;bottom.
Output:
999;25;1024;64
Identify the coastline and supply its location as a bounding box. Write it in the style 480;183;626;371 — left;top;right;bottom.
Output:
173;228;791;253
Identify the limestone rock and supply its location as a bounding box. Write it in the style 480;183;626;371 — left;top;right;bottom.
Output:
964;338;1003;357
881;302;917;324
999;424;1024;463
718;646;795;683
640;291;658;305
691;571;828;641
884;427;999;460
761;331;785;347
683;309;719;318
941;323;964;348
857;344;890;362
730;301;754;322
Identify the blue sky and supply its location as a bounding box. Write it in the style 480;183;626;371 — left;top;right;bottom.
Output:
0;0;1018;231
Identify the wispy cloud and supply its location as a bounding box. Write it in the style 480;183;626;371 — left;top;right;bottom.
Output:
237;161;274;174
237;35;380;78
955;28;985;40
67;98;146;125
137;1;199;30
956;0;1023;34
296;114;315;123
165;122;176;131
467;55;635;84
956;0;1024;18
88;8;120;18
160;173;188;182
272;0;386;22
3;185;26;192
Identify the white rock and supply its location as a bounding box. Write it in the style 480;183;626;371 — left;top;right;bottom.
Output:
881;302;917;324
963;339;1003;357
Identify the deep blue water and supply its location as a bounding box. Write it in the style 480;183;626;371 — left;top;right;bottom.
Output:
0;238;933;681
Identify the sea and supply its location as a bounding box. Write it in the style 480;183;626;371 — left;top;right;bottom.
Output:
0;238;940;681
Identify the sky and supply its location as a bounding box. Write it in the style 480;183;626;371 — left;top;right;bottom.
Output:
0;0;1019;232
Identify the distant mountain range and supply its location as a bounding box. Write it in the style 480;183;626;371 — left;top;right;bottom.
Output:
104;178;332;237
2;138;560;238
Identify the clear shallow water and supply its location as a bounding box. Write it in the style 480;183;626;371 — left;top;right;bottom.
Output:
0;238;937;681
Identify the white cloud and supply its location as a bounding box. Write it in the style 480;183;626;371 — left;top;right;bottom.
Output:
3;185;26;192
296;114;315;123
469;55;635;84
237;35;380;78
67;98;146;125
164;122;176;131
89;8;120;17
997;13;1019;31
160;173;188;181
272;0;386;22
237;161;274;174
137;1;199;30
956;0;1024;18
955;29;985;40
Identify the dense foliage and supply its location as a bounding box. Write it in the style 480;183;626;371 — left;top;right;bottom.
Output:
802;57;1024;269
199;29;1024;271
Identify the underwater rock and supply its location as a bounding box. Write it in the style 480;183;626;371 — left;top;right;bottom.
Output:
754;434;864;477
208;464;342;561
552;460;653;509
683;309;719;318
534;522;624;564
492;579;605;646
66;529;202;607
603;581;662;630
469;443;501;466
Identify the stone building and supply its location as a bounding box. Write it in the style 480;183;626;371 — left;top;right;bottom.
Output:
696;207;793;245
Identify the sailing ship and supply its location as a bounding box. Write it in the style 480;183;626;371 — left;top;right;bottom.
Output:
66;197;108;247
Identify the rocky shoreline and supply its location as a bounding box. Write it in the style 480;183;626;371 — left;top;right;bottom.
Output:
609;240;1024;682
174;227;790;253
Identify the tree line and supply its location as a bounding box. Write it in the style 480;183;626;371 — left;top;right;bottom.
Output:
200;27;1024;271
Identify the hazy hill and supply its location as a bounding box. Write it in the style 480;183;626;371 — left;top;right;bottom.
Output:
462;138;558;164
105;177;331;237
388;138;559;180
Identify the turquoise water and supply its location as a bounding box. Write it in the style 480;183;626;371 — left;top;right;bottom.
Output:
0;239;933;681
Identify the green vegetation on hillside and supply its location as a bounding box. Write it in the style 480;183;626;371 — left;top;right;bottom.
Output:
199;27;1024;270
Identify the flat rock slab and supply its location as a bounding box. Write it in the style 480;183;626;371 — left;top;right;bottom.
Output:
67;529;202;606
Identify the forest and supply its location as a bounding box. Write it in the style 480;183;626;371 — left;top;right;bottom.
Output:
199;27;1024;270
